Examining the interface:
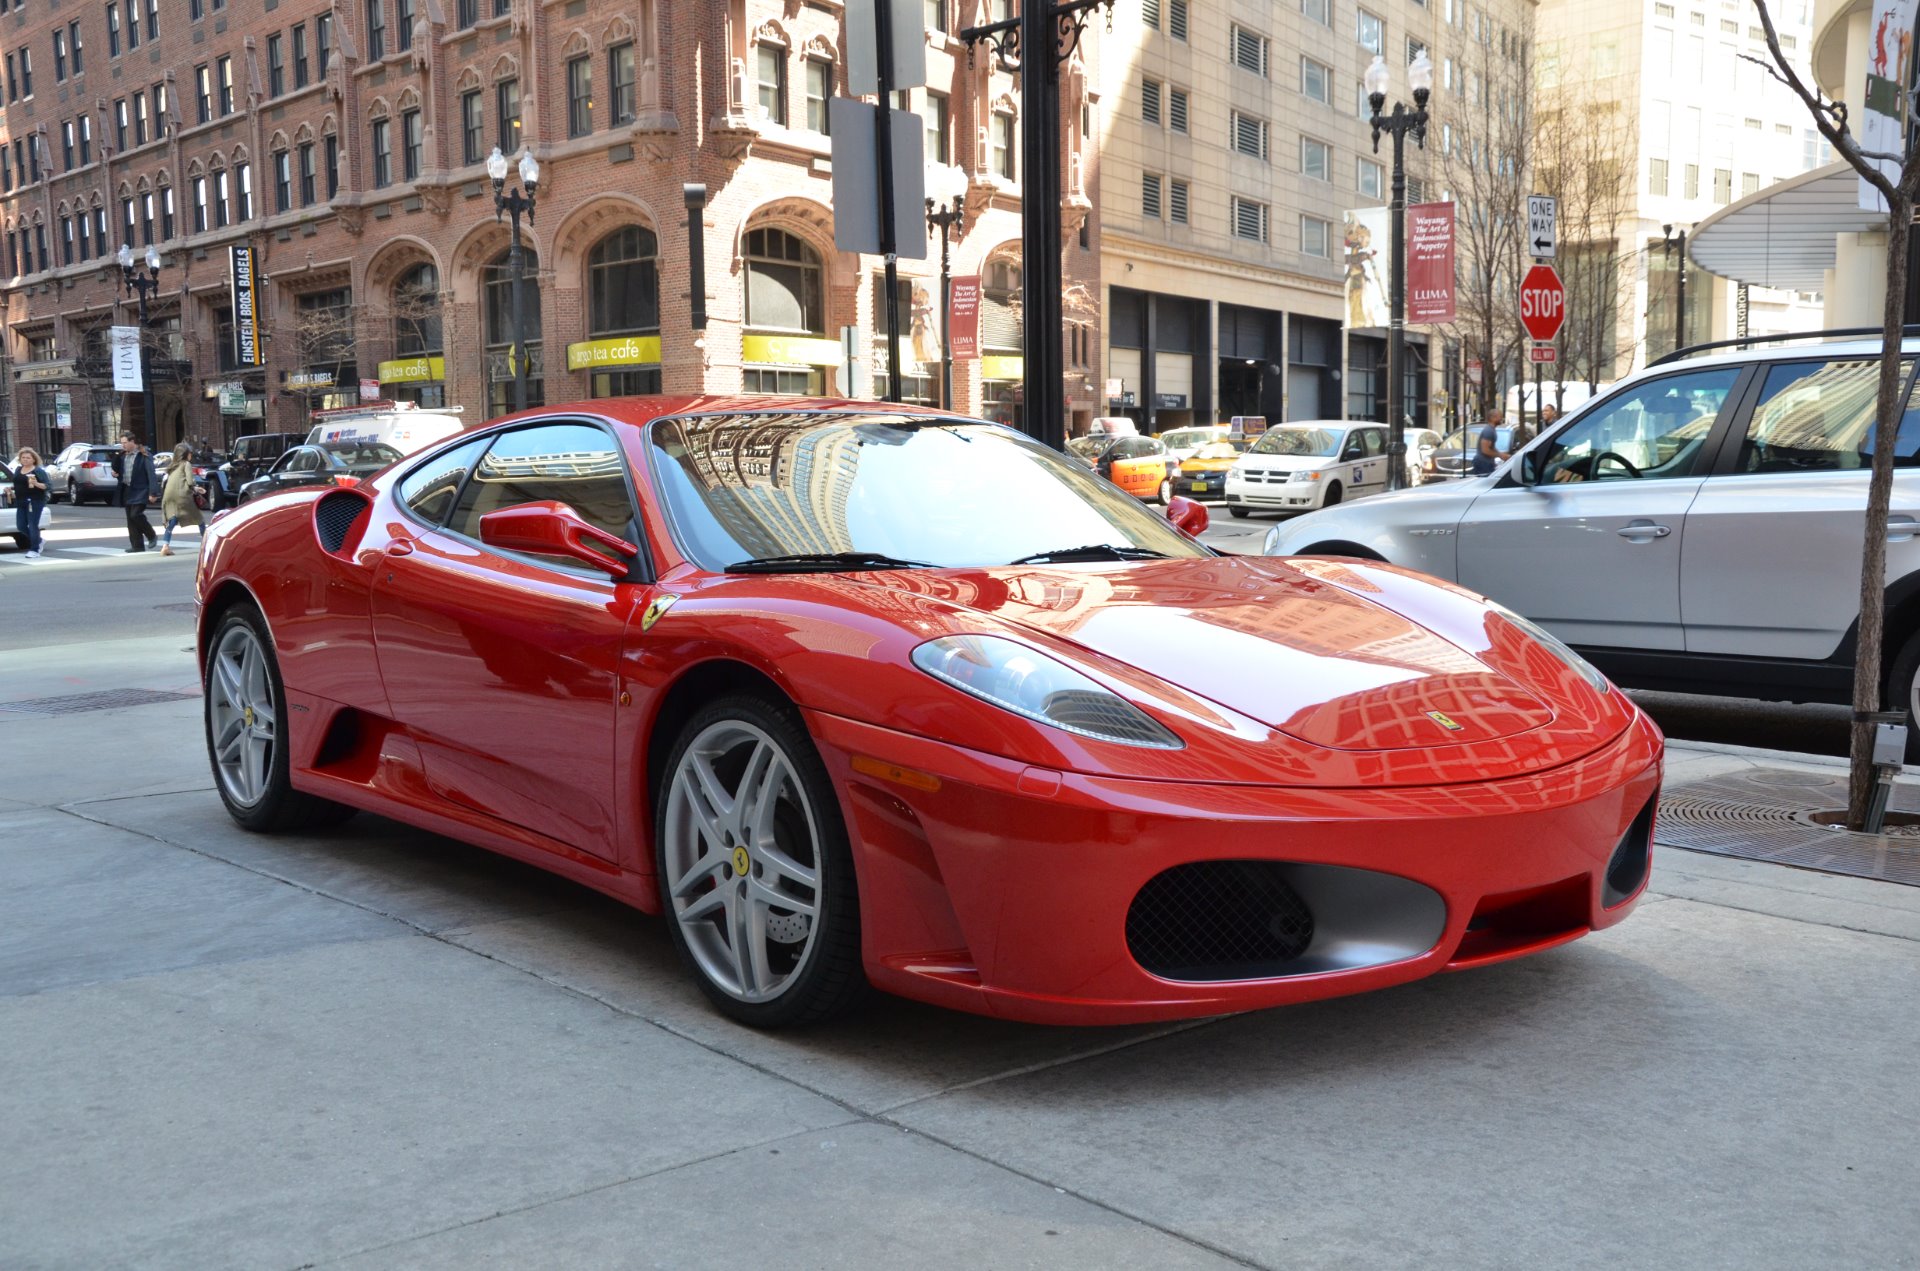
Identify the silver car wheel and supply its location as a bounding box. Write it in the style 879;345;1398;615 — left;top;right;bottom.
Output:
207;623;278;808
662;720;824;1004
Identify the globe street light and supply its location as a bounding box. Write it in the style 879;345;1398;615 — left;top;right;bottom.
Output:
1367;50;1433;490
924;164;968;412
118;241;165;452
489;145;540;413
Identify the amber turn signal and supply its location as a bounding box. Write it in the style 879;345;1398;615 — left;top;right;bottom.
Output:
850;755;942;792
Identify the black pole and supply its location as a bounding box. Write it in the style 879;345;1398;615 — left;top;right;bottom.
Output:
684;184;708;331
1676;229;1688;354
508;204;528;413
939;220;953;410
873;0;903;404
1387;119;1407;489
1020;1;1063;448
138;285;156;453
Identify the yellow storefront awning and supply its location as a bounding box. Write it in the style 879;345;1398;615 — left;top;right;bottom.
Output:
980;354;1024;381
565;335;663;372
378;355;446;384
741;334;842;367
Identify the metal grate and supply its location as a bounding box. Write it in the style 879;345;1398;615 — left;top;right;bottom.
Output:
0;687;199;716
1658;768;1920;887
314;491;370;553
154;602;199;613
1126;861;1315;982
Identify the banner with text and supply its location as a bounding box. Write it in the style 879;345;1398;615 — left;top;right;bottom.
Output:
229;244;264;368
110;325;143;391
948;275;981;359
1407;202;1457;325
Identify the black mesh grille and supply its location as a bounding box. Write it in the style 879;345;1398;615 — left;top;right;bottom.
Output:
1126;861;1316;982
1604;798;1656;907
314;492;370;553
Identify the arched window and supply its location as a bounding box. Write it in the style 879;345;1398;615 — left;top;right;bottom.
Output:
394;262;442;354
744;228;822;334
484;247;543;417
584;226;660;398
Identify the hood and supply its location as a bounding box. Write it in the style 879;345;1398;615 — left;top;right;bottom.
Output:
1236;453;1335;474
858;556;1554;753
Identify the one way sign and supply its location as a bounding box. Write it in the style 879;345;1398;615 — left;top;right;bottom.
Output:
1527;194;1557;260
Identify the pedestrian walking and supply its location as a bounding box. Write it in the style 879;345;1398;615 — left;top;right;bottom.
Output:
1471;407;1508;477
159;441;202;556
9;446;52;559
119;433;159;553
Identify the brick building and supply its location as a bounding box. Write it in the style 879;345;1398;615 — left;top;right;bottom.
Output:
0;0;1104;457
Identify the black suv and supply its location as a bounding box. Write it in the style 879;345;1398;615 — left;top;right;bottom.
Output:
207;432;301;509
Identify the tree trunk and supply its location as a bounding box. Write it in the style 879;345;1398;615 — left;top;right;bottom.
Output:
1848;195;1914;828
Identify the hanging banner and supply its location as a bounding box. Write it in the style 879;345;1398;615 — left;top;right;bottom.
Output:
948;275;981;359
1861;0;1919;211
1406;201;1457;325
1342;207;1391;329
229;244;265;368
110;325;144;391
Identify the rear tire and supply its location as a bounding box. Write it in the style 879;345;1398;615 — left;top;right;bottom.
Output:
1154;477;1172;504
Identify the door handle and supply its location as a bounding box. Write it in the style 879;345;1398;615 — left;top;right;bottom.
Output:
387;540;415;557
1616;522;1671;540
1888;516;1919;543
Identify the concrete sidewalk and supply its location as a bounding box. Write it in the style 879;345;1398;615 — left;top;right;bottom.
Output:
2;630;1917;1269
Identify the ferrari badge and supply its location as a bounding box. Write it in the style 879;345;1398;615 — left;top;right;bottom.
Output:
1426;710;1465;732
642;594;680;632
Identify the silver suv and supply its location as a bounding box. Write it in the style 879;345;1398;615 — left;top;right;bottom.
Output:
49;442;122;505
1263;333;1920;736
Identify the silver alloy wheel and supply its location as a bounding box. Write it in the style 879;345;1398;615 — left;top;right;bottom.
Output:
662;720;823;1004
207;622;278;808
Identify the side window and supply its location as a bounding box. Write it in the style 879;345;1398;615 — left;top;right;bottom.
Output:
271;449;302;473
1537;368;1741;484
398;435;489;526
447;421;638;558
1739;358;1919;474
1360;428;1386;457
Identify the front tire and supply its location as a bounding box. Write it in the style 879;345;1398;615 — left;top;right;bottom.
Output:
204;605;357;832
1154;477;1172;504
1322;481;1344;507
1229;505;1251;519
655;694;865;1028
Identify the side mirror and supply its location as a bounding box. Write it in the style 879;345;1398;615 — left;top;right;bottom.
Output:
477;500;639;579
1165;495;1209;537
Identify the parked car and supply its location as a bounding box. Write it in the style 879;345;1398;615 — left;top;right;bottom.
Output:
208;432;303;509
1403;428;1444;486
1262;331;1920;747
1431;424;1522;479
195;396;1658;1027
1172;439;1249;499
1067;432;1173;502
48;442;122;505
1223;421;1396;518
236;440;404;505
1154;425;1230;464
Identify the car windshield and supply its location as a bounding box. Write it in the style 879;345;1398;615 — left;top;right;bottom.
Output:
1159;428;1221;450
1248;428;1343;458
1064;434;1112;463
321;442;403;468
648;413;1208;570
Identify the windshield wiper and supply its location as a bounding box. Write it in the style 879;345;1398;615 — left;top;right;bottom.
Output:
1008;543;1173;565
723;551;933;573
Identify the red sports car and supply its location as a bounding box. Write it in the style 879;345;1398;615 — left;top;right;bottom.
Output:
196;397;1661;1028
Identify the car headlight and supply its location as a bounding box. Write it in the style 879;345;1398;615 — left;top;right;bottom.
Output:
911;634;1184;749
1488;602;1611;694
1290;470;1322;483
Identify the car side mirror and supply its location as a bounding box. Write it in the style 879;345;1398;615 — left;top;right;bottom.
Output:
1518;448;1545;488
1165;495;1209;537
477;500;639;579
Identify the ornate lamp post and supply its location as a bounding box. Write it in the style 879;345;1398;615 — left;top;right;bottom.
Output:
1366;50;1433;492
924;165;968;412
118;242;164;452
489;146;540;414
1662;223;1689;357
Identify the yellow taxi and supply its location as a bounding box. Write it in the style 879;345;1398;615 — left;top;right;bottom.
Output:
1066;433;1175;502
1172;439;1250;500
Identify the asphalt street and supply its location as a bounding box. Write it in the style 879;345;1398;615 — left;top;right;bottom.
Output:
2;499;1917;1268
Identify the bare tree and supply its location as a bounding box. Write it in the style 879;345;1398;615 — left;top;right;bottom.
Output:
1749;0;1920;827
282;294;359;417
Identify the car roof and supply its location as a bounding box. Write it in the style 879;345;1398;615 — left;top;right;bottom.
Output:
1649;335;1920;375
485;395;963;430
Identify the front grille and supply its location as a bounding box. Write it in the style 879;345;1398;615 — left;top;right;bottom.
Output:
1127;861;1316;982
313;491;370;554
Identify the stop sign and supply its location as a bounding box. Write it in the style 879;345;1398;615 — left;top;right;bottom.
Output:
1519;264;1565;342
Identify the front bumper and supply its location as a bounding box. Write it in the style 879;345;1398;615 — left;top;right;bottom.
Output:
809;711;1662;1025
1225;479;1324;510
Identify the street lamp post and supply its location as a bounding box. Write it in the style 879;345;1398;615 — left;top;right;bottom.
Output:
925;168;967;413
1663;224;1689;356
1366;51;1433;492
489;146;540;414
118;242;164;453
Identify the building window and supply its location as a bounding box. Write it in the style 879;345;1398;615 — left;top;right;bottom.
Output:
483;249;543;416
925;0;946;34
293;24;309;88
744;227;824;333
992;110;1015;179
1649;156;1669;195
1231;111;1269;160
1302;136;1330;180
923;89;949;161
196;64;212;123
216;55;234;114
324;132;339;197
806;59;832;134
78;116;91;166
1168;86;1188;133
1357;8;1383;52
588;225;660;337
496;78;521;151
299;142;316;204
214;168;231;226
1143;0;1160;29
1170;179;1189;224
115;99;129;149
274;149;292;211
402;108;423;180
1169;0;1187;40
61;121;74;171
1302;56;1331;103
1358;157;1383;198
1231;25;1269;76
1300;214;1330;256
268;34;285;97
1713;166;1731;202
54;30;67;82
394;262;442;355
21;48;33;97
610;43;635;125
396;0;415;52
566;55;593;137
60;216;73;265
1141;76;1161;125
371;118;392;187
36;222;49;270
107;3;121;57
78;208;91;259
192;176;208;232
461;89;484;163
757;44;787;124
1232;196;1269;242
1142;172;1163;219
135;91;151;143
72;20;86;74
1303;0;1330;23
366;0;386;61
317;13;333;75
457;0;476;27
235;162;251;220
1742;171;1759;197
157;191;170;240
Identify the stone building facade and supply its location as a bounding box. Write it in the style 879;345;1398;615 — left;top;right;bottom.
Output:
0;0;1103;456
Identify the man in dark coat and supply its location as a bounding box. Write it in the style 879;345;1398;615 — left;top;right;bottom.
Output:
119;433;159;552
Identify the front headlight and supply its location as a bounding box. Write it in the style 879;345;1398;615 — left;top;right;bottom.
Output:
1290;470;1322;483
1489;602;1611;694
911;634;1184;749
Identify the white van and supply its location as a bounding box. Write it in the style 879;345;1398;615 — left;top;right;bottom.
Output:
307;400;468;456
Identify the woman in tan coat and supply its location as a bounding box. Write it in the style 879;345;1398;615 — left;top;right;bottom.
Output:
159;441;202;557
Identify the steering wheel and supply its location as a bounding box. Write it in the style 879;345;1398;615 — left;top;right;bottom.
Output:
1590;450;1643;479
